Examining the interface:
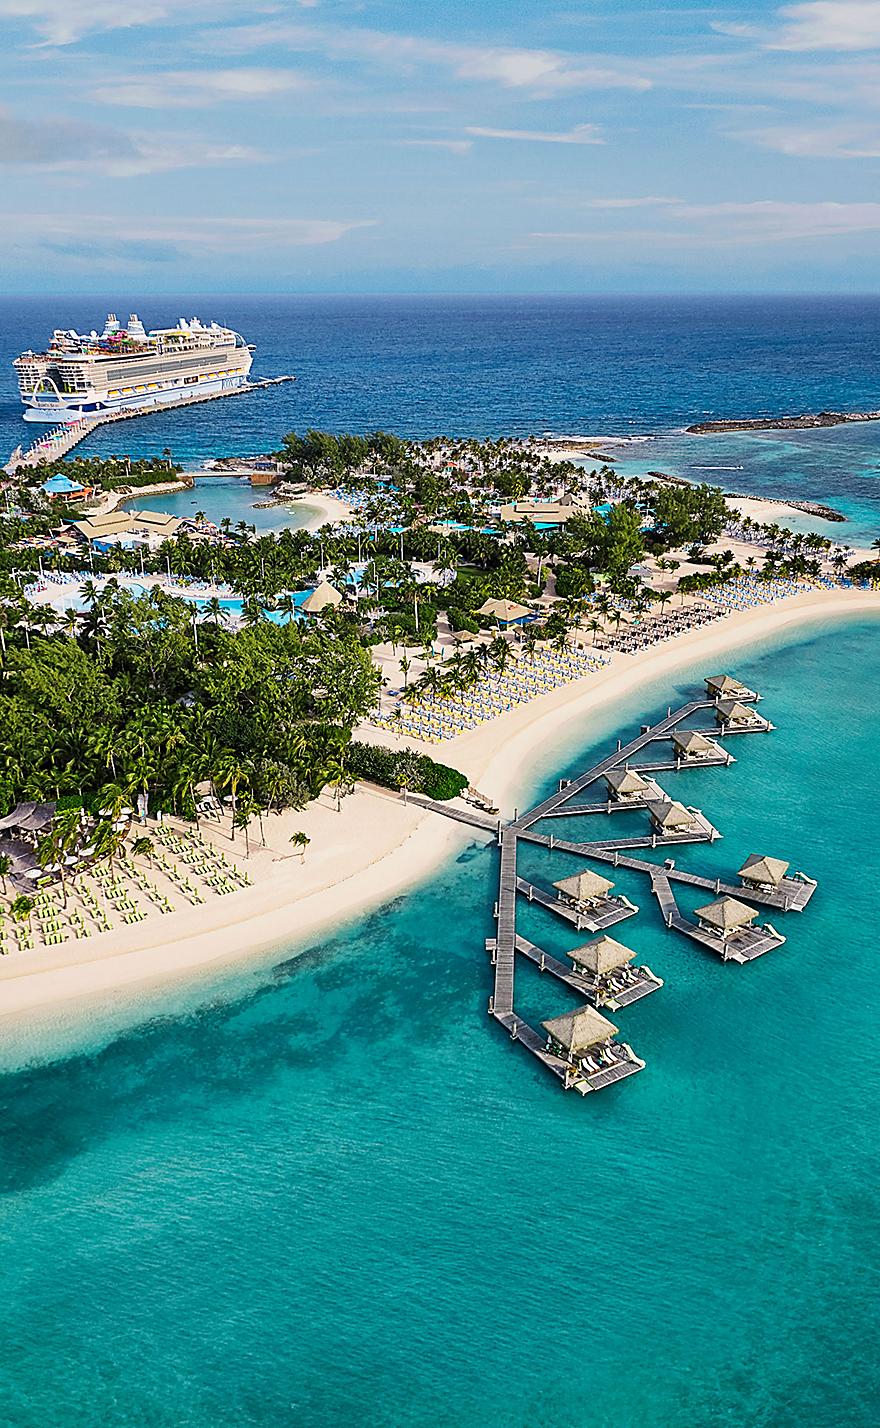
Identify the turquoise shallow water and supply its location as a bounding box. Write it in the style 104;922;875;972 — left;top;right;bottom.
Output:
1;614;879;1428
123;476;321;534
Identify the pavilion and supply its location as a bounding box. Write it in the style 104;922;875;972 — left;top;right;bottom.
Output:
694;896;758;938
705;673;756;701
554;868;614;909
604;767;652;801
671;729;720;762
543;1004;619;1064
300;581;343;615
738;854;790;890
647;799;698;834
715;699;764;728
477;597;534;629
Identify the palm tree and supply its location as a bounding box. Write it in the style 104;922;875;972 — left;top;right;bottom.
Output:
130;835;154;867
0;852;11;897
289;831;310;861
9;894;34;930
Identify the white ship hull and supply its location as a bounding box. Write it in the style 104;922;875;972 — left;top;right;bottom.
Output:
22;370;252;423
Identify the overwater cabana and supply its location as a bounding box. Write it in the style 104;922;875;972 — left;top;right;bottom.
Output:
671;729;721;762
695;895;758;936
738;854;789;890
554;868;614;908
542;1005;644;1091
568;934;663;1007
714;699;764;729
705;673;756;701
604;768;652;802
647;799;699;834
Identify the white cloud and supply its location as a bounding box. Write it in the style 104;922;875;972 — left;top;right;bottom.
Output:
741;121;880;157
0;0;317;46
208;21;651;95
94;68;312;109
768;2;880;52
531;200;880;247
465;123;604;144
15;214;375;264
0;106;266;175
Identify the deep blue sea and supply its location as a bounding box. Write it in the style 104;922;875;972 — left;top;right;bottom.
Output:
2;611;880;1428
2;295;880;540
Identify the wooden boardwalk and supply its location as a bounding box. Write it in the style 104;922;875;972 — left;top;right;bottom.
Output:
406;681;809;1094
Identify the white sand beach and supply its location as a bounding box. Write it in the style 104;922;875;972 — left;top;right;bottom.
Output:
1;584;878;1020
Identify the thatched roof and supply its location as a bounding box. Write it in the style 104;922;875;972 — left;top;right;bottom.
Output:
705;673;750;696
543;1004;618;1054
73;510;181;542
477;598;532;623
301;581;343;614
695;896;758;930
715;700;757;724
553;869;614;902
739;853;789;886
569;935;636;975
671;730;715;755
604;767;650;796
647;799;696;830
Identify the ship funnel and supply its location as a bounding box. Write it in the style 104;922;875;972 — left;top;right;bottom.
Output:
103;313;120;336
127;314;147;340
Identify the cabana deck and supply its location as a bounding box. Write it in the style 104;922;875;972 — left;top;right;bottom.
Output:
515;935;663;1008
515;875;638;932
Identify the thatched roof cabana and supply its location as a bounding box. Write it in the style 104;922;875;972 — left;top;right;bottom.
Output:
301;581;343;614
647;799;696;832
604;768;650;798
543;1004;618;1055
705;673;752;698
715;700;759;725
739;854;790;887
569;935;636;975
694;896;758;932
0;801;56;835
671;730;715;757
553;869;614;903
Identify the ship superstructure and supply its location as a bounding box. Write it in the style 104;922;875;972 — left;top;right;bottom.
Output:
15;314;254;422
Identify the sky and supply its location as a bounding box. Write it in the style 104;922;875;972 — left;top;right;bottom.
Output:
4;0;880;293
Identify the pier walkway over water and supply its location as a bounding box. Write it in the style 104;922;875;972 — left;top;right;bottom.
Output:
4;376;296;474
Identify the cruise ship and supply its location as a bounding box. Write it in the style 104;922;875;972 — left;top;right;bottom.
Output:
15;313;255;422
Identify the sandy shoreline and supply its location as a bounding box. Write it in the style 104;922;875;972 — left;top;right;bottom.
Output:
2;585;878;1022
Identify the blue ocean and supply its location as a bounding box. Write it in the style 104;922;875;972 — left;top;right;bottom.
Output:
2;295;880;540
2;300;880;1427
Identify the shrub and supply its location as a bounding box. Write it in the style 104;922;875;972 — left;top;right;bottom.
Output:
345;741;468;802
446;605;480;634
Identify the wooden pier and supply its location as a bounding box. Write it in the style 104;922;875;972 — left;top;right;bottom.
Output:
514;935;663;1008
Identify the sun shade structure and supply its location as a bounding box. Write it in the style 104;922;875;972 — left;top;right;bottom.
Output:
0;801;56;834
553;869;614;902
569;935;636;975
300;581;343;614
739;854;790;887
543;1005;619;1055
647;799;697;832
694;896;758;932
477;598;533;625
671;730;716;757
715;700;760;725
705;673;753;698
604;768;651;799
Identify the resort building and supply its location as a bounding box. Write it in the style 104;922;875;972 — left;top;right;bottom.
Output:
498;496;582;525
300;581;343;615
647;799;698;834
738;854;790;890
671;729;720;762
71;509;182;551
705;673;756;701
477;597;534;629
42;472;92;503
